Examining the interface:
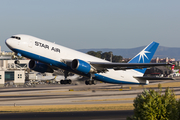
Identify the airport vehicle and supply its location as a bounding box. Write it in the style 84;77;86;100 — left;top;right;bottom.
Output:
5;34;170;85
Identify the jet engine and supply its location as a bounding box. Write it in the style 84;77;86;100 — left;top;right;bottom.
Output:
28;60;54;73
71;59;97;74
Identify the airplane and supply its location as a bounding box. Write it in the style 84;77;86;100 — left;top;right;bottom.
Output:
170;65;180;77
5;34;171;85
171;65;179;73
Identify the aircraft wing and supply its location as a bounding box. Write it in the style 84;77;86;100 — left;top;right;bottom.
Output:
64;59;171;73
89;62;171;71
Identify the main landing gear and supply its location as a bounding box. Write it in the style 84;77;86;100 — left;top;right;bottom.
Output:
60;71;72;85
85;80;96;85
85;74;96;85
60;79;72;84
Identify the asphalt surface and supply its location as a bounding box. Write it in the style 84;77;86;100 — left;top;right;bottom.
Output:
1;80;180;106
0;83;137;106
0;110;134;120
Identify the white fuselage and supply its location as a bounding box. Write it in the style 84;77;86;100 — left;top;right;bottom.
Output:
5;34;148;85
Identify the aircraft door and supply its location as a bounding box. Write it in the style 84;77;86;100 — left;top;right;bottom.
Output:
28;39;33;48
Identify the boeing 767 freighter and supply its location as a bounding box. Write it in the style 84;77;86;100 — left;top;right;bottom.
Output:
5;34;170;85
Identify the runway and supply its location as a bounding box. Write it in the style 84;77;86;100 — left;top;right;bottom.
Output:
0;83;143;106
0;81;180;106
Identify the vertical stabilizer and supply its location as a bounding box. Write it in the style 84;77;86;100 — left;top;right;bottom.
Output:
128;41;159;73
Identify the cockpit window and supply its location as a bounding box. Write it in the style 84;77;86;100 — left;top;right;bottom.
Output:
11;36;21;40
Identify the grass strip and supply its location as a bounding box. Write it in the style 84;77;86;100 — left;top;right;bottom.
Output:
73;98;134;102
0;103;134;113
138;81;180;89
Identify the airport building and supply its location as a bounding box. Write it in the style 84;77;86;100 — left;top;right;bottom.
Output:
0;48;29;87
0;59;29;87
151;57;176;64
144;66;172;77
0;70;25;87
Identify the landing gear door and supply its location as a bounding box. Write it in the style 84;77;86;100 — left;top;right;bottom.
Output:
29;39;33;48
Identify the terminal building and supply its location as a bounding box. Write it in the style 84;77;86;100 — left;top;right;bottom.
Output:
0;46;29;87
0;59;29;87
0;70;25;87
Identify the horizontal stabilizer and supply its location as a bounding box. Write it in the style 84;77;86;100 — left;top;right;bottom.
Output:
134;76;174;80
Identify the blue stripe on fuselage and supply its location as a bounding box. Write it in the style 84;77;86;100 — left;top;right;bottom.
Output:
11;48;69;70
94;74;147;85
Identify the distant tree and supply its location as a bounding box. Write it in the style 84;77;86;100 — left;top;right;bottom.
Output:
101;52;112;61
96;51;102;58
87;51;96;56
112;55;123;62
87;51;123;62
87;51;102;58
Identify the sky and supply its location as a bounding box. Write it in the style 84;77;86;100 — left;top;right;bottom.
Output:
0;0;180;51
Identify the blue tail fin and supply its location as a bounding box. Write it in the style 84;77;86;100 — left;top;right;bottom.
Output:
128;41;159;73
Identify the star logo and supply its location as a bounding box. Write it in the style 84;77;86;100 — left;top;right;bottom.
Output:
138;50;150;63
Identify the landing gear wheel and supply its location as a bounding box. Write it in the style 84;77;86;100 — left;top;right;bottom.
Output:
67;79;72;84
60;80;72;84
92;80;96;85
88;80;92;85
85;80;89;85
60;80;64;84
14;60;20;64
85;80;94;85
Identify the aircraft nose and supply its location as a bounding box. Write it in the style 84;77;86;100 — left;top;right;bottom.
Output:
5;38;10;46
5;38;13;49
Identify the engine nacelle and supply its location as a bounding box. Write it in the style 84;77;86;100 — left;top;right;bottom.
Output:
28;60;54;73
72;59;96;74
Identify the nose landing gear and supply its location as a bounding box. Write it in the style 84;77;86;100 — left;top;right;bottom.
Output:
14;53;21;64
14;60;20;64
